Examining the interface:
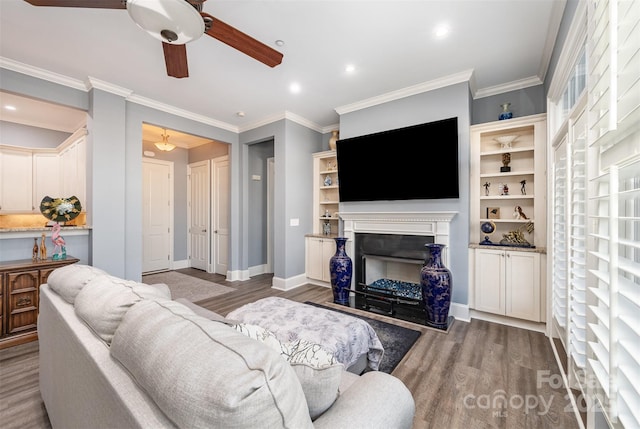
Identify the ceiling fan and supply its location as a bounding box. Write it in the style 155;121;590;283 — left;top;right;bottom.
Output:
23;0;284;78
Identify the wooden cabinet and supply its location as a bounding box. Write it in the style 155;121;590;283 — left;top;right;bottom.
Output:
0;257;78;349
33;152;61;210
474;247;541;322
305;236;335;282
0;147;34;213
0;128;86;214
60;135;86;204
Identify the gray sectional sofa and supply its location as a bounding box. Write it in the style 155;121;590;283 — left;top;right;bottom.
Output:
38;264;415;428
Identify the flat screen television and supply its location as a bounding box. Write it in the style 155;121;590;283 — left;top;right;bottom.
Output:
336;117;459;202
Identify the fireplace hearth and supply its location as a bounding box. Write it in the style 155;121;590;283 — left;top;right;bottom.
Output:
338;211;458;329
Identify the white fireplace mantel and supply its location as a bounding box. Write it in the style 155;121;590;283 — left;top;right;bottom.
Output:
339;211;458;265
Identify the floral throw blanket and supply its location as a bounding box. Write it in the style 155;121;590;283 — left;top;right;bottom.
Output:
227;297;384;370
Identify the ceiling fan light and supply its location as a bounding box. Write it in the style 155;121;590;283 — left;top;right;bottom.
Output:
127;0;205;44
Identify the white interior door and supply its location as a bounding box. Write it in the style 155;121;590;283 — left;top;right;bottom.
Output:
212;156;229;275
188;160;210;271
142;159;173;273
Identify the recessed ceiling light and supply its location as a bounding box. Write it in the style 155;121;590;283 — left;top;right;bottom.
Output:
275;40;285;47
236;111;245;117
433;24;450;39
289;82;301;94
345;64;356;73
4;105;17;111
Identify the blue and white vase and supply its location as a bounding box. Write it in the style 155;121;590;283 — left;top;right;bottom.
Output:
420;243;452;329
499;103;513;120
330;237;352;305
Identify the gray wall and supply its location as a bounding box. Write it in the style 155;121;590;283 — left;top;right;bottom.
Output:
471;85;546;124
0;121;71;148
338;82;471;306
0;68;241;280
240;120;323;280
247;140;274;268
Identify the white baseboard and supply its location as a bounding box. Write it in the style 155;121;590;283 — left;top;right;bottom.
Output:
248;264;267;277
172;259;189;270
450;302;470;322
272;273;308;291
470;309;547;333
305;278;331;288
226;269;250;281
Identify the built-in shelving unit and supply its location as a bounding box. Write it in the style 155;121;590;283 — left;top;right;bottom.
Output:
306;150;340;284
469;113;547;325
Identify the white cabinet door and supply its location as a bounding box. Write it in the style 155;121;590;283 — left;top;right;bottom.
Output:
306;237;335;282
0;149;33;213
474;248;505;314
60;143;77;198
474;247;541;322
33;153;60;209
505;251;541;321
75;137;86;209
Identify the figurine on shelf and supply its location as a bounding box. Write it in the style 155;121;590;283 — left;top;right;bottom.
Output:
32;238;39;261
520;179;527;195
324;209;331;218
483;181;490;196
323;221;331;236
324;175;332;186
501;184;509;195
501;152;511;172
513;206;529;220
39;233;47;260
51;223;67;260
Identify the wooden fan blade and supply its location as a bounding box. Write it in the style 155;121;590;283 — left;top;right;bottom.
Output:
201;13;283;68
162;42;189;78
23;0;126;8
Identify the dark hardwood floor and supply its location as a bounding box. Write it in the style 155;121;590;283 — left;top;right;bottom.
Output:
0;269;579;429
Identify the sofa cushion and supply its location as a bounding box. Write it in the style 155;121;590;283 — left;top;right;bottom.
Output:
110;299;313;429
232;323;342;420
47;264;108;304
74;276;171;344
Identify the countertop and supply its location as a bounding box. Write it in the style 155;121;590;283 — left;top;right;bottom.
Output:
0;226;91;239
469;243;546;254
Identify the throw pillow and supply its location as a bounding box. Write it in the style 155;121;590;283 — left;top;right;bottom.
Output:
47;264;108;304
74;275;171;344
110;299;313;429
232;323;343;420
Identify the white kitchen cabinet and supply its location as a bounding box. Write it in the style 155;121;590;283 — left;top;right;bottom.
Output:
33;152;60;210
305;236;336;283
0;148;33;213
474;247;541;322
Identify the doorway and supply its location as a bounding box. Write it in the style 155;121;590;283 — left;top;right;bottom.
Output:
188;160;210;271
142;158;173;273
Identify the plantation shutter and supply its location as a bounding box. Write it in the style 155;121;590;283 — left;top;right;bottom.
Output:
585;0;639;427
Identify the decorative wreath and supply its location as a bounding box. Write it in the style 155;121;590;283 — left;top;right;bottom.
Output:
40;196;82;222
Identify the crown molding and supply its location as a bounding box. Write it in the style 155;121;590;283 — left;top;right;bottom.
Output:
335;69;474;116
538;0;567;84
86;77;133;98
127;93;238;133
321;123;340;134
473;75;543;99
0;57;87;90
239;110;324;134
547;0;587;100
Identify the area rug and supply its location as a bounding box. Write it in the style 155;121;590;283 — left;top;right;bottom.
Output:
142;271;235;302
304;302;421;374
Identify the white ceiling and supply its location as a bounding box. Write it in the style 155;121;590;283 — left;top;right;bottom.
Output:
0;0;565;133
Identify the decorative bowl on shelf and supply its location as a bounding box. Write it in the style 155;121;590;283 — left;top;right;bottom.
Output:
493;135;519;149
